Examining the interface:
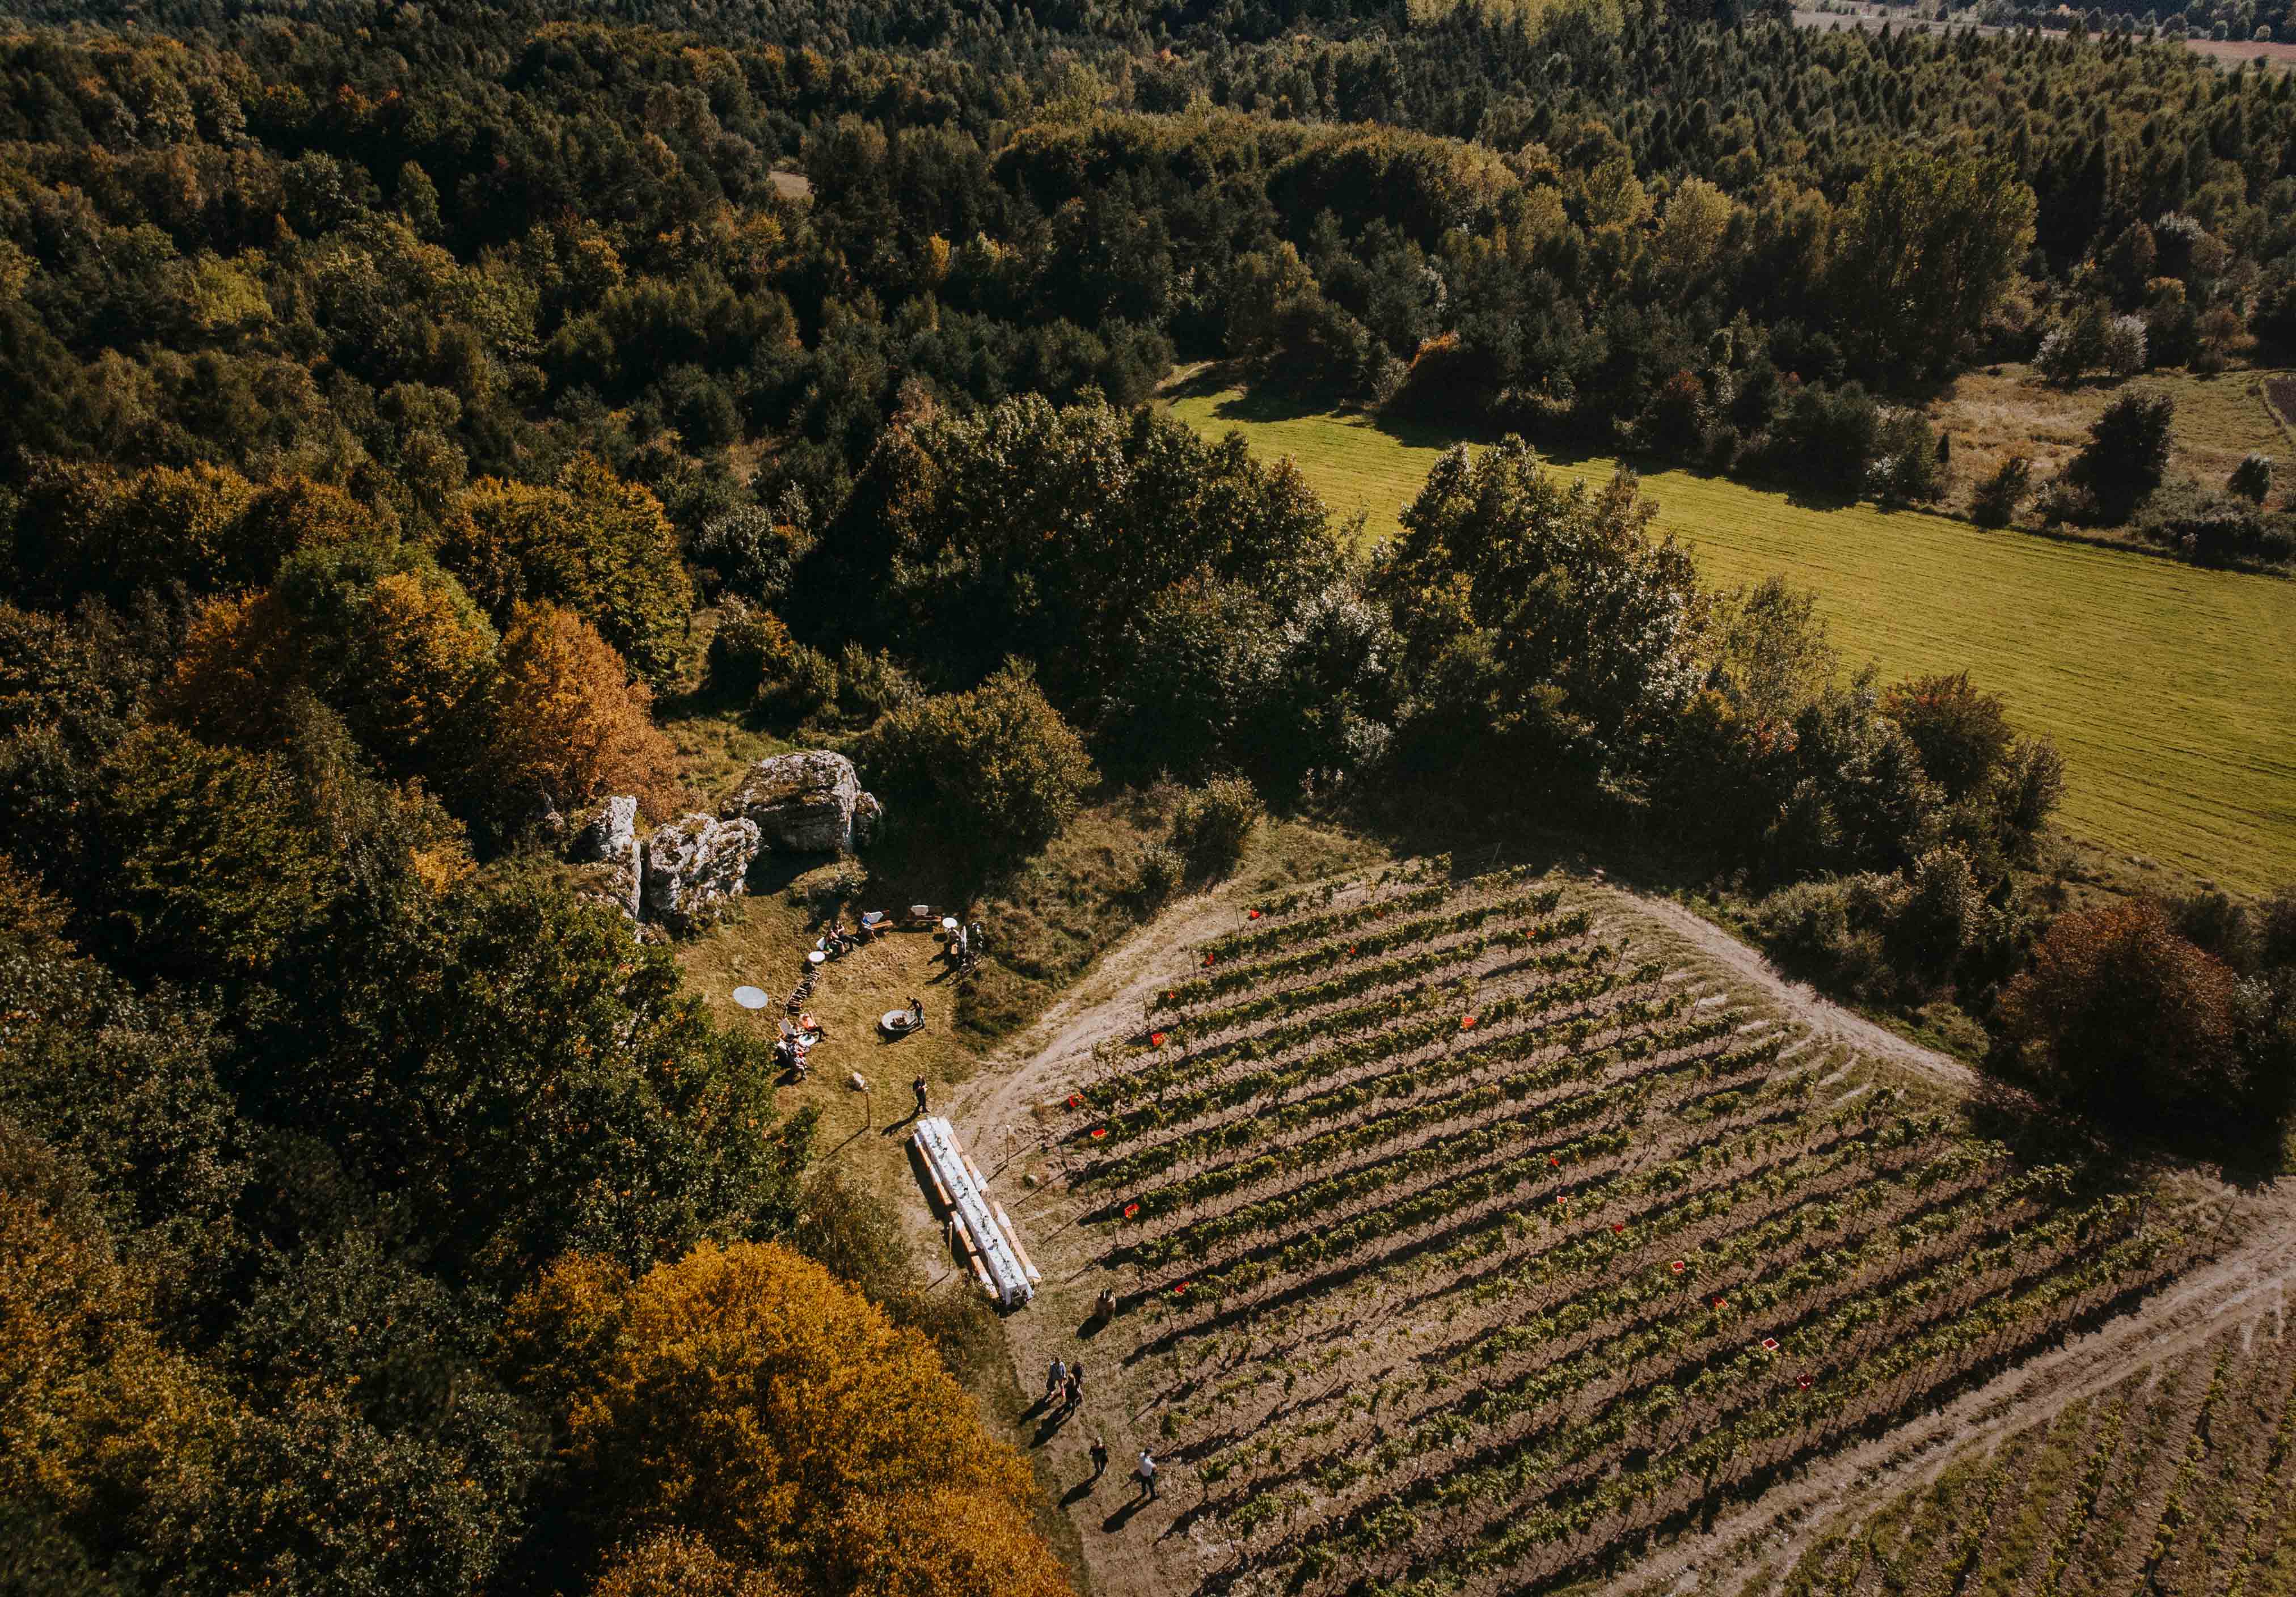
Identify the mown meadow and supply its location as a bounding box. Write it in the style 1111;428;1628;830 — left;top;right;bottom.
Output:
1167;383;2296;895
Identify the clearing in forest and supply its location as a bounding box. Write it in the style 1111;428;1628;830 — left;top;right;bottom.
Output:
975;865;2235;1597
1163;383;2296;894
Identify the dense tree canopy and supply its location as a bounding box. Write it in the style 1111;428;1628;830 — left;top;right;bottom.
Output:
0;0;2288;1587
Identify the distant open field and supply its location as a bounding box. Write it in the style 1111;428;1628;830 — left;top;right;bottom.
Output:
1165;382;2296;894
1793;5;2296;69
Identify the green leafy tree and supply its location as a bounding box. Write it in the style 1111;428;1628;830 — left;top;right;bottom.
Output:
89;724;348;988
861;661;1096;874
440;457;695;686
1374;440;1704;799
2067;390;2176;521
1829;151;2036;378
287;874;813;1287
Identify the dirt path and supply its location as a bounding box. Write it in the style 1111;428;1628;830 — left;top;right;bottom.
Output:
1611;1182;2296;1597
1620;892;1982;1097
948;881;1272;1597
929;867;2291;1597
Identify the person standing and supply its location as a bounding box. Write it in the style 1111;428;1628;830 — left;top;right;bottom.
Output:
908;996;926;1029
911;1075;930;1118
1045;1355;1067;1406
1064;1358;1086;1413
1089;1436;1110;1482
1135;1448;1160;1501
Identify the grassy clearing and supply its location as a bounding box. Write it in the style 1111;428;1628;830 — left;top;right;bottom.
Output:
1164;382;2296;894
1930;362;2294;517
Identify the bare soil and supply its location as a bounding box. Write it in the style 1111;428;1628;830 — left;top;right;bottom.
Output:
1624;1180;2296;1597
924;870;2276;1597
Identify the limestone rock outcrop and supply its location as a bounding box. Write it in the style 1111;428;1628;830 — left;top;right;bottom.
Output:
565;794;641;922
640;812;762;932
724;750;883;854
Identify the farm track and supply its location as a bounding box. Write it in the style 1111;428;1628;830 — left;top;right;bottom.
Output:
1614;1180;2296;1597
953;868;2288;1597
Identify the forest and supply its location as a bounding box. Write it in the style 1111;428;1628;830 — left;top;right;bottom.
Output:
3;0;2295;1593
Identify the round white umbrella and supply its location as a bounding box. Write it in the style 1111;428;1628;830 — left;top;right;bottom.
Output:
732;985;769;1011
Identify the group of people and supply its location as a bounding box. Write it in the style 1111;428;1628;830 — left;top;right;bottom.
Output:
1045;1355;1160;1503
773;1016;826;1080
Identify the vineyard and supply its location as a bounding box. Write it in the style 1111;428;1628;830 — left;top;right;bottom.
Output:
1774;1315;2296;1597
1020;864;2242;1597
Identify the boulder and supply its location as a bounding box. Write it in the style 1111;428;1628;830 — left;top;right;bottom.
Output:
853;788;885;847
724;750;883;854
641;813;762;932
565;794;641;922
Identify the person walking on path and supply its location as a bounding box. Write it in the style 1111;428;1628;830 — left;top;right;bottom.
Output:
911;1075;930;1118
1063;1358;1086;1413
1089;1437;1110;1484
1045;1356;1067;1407
1135;1448;1160;1502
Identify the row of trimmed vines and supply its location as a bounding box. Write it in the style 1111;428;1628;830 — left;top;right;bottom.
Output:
1046;867;2220;1597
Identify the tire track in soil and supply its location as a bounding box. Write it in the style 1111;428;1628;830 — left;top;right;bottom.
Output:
1610;1182;2296;1597
940;872;2293;1597
1618;893;1981;1100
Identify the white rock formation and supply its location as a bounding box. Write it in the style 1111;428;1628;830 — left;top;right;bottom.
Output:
724;750;883;854
640;813;762;932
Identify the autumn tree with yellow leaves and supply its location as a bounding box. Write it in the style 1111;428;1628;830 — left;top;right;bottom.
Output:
503;1242;1073;1597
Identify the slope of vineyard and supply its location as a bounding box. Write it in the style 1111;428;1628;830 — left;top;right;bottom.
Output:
979;865;2242;1597
1771;1316;2296;1597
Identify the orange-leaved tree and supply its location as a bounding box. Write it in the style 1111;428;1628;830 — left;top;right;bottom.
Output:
1998;899;2247;1142
501;1241;1071;1597
466;602;683;835
590;1531;790;1597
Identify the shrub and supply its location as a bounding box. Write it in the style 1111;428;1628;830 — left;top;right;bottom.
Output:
2066;389;2175;522
1134;842;1185;906
1998;900;2258;1146
2033;470;2101;525
2132;480;2289;565
860;662;1096;874
756;643;840;723
1970;455;2033;527
706;597;795;699
1750;873;1901;1000
833;643;923;725
2100;312;2149;377
1866;410;1946;503
1170;776;1265;880
2229;453;2274;505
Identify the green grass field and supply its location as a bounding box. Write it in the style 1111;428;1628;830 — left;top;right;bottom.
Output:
1167;382;2296;895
